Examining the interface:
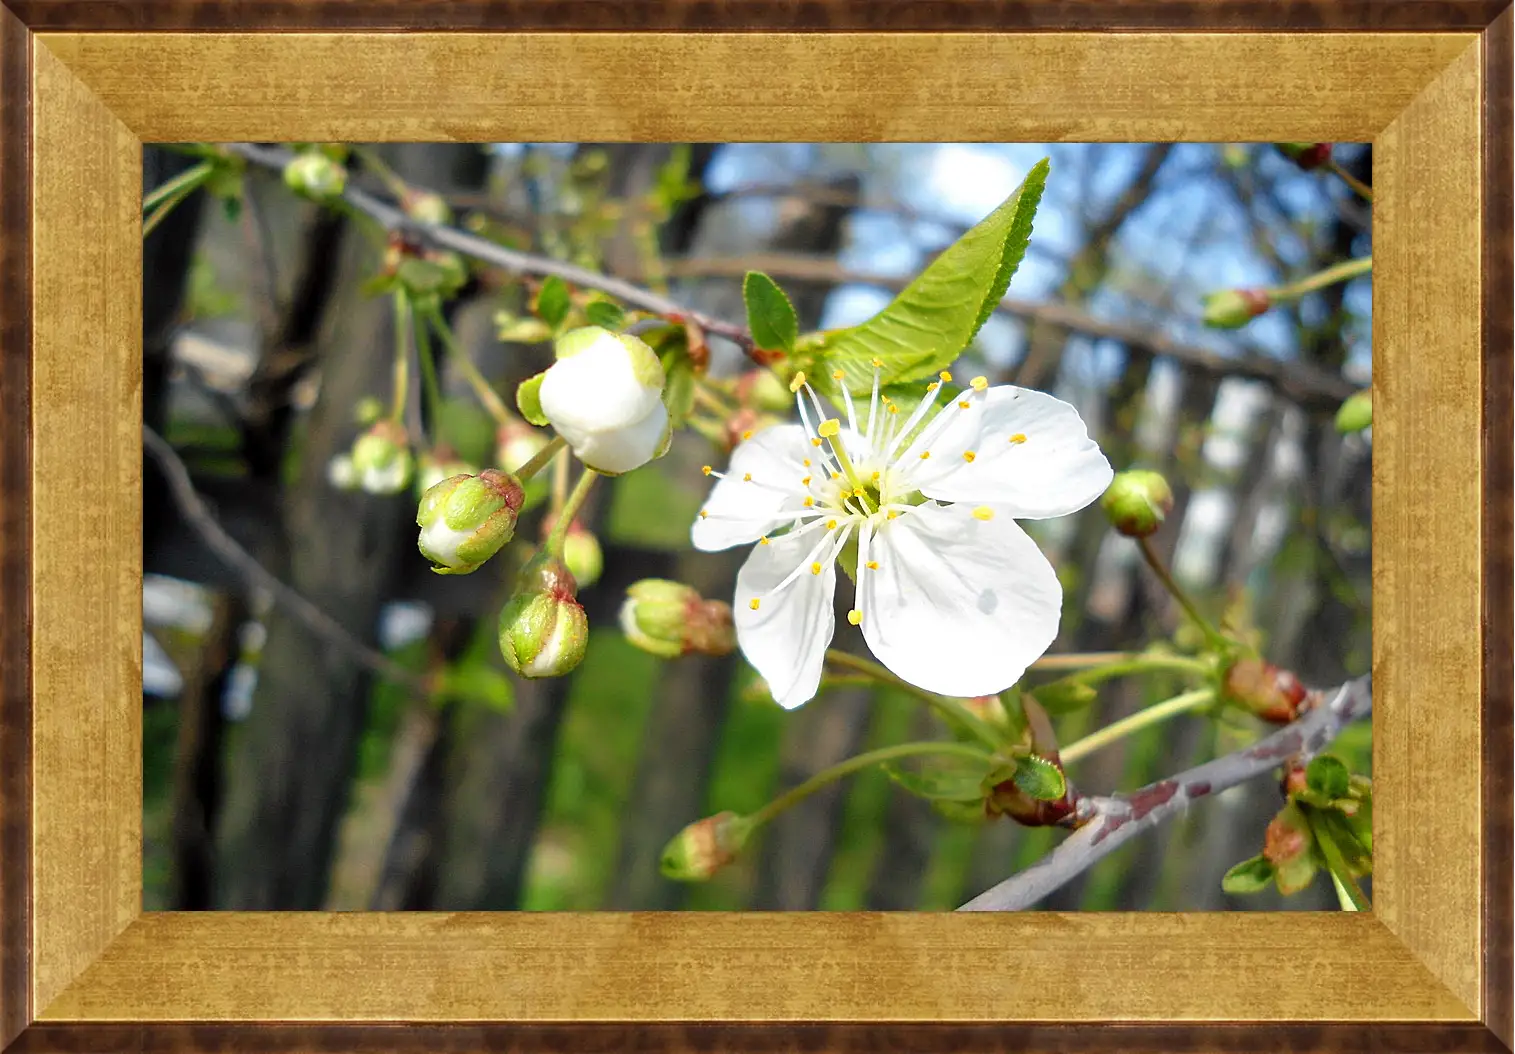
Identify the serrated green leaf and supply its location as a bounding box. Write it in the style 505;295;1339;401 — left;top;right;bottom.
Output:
516;371;549;427
1011;753;1066;802
803;158;1049;397
1306;755;1351;800
585;300;626;331
1221;855;1275;894
744;271;799;354
536;276;571;330
881;757;994;803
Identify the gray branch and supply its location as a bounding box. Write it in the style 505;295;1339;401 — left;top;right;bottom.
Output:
957;675;1372;912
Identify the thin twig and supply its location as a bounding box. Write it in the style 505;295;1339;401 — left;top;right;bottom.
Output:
143;423;430;694
957;675;1371;911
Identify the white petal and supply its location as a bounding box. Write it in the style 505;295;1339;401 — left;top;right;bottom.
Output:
691;424;815;552
910;386;1112;518
732;524;838;709
538;334;662;435
860;502;1062;698
569;402;668;475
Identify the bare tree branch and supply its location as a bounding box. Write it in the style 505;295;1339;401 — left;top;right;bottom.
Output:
956;675;1372;911
143;423;430;694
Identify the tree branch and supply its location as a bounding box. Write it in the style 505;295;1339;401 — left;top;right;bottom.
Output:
224;142;754;354
956;675;1372;911
143;423;430;694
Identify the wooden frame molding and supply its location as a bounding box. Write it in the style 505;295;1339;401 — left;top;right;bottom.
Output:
0;5;1509;1052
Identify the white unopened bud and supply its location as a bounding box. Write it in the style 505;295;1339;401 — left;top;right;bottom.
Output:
349;421;413;495
537;326;671;475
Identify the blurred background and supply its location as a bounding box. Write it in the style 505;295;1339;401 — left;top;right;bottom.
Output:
141;141;1372;913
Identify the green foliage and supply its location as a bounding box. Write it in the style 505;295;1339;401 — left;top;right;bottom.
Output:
663;356;696;429
1305;754;1351;801
797;158;1049;401
1009;753;1067;802
743;271;800;354
435;396;496;466
881;756;994;803
1028;679;1099;715
584;299;626;331
184;253;242;321
1221;855;1275;894
535;276;572;331
515;372;549;426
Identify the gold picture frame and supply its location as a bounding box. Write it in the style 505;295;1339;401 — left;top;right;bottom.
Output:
0;3;1509;1050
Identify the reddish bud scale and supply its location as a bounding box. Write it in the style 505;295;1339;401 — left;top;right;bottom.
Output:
1289;143;1334;170
1238;288;1272;318
1263;813;1309;865
750;347;788;367
1282;762;1310;798
681;596;736;657
1224;658;1307;723
985;778;1077;827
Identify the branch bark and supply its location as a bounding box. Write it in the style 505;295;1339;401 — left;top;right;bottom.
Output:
957;675;1372;912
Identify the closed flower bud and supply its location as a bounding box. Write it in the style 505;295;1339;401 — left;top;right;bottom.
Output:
561;523;604;589
1223;657;1308;723
283;149;347;202
353;396;385;426
349;421;414;495
1276;142;1333;170
660;811;752;881
498;551;589;678
416;469;525;575
1334;390;1372;435
734;369;794;413
1100;469;1174;538
326;453;360;491
402;190;453;226
619;579;737;660
538;326;671;475
416;449;478;496
1202;288;1271;329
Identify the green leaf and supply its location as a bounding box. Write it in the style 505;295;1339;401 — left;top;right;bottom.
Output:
802;157;1049;397
440;662;515;713
1221;855;1276;894
1010;753;1066;802
744;271;799;354
1029;679;1100;715
881;757;994;803
536;276;571;330
1306;755;1351;800
931;798;987;824
516;371;549;427
585;299;626;331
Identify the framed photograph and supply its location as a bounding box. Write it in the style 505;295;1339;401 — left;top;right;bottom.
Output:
1;3;1509;1051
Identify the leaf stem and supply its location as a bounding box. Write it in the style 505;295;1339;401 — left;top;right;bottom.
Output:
1029;651;1132;671
513;435;567;482
389;291;411;424
1137;537;1228;651
748;740;995;829
352;145;411;200
822;649;1002;750
1059;688;1214;766
143;159;213;213
1268;256;1372;303
411;297;444;437
1052;654;1213;688
1324;161;1374;203
423;304;514;427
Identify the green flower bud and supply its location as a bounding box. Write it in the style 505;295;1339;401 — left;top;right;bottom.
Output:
353;396;386;426
619;579;737;660
496;419;550;474
1100;469;1174;538
416;469;526;575
349;421;413;495
1276;142;1333;170
1202;288;1272;329
561;523;604;589
283;149;348;202
660;811;752;881
498;551;588;678
735;369;794;413
415;450;479;497
402;190;453;226
1334;390;1372;435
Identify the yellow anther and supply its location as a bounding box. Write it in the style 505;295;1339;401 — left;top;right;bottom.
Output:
818;419;841;438
866;560;879;570
699;509;709;518
789;371;807;393
963;450;977;463
811;438;823;447
970;375;988;392
743;473;753;482
871;471;880;481
888;404;899;414
958;400;971;409
759;537;771;545
804;496;815;507
1009;433;1027;444
847;609;863;626
701;465;713;475
832;369;845;380
939;370;953;382
926;382;940;392
742;430;754;440
749;598;761;610
826;519;838;529
919;451;931;460
887;510;900;519
810;562;822;575
871;357;884;368
972;506;995;521
801;476;812;486
803;458;812;467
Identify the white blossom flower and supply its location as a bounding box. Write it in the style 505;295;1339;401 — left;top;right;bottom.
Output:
691;364;1113;708
538;326;671;475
